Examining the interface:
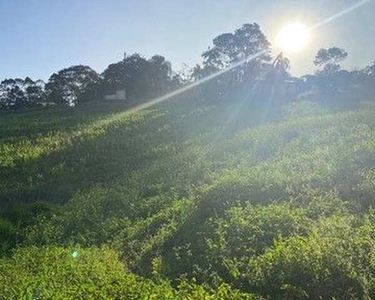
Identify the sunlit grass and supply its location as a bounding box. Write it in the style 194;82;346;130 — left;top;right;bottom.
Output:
2;97;375;298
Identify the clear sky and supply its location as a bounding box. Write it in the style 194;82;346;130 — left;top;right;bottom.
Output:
1;0;374;81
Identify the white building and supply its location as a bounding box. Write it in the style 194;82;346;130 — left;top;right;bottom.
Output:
104;89;126;101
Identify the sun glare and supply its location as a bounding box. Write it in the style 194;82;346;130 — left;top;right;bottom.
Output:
277;22;310;54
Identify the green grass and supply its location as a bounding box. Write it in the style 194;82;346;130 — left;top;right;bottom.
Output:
2;93;375;299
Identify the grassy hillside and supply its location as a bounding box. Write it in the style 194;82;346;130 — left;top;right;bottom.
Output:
1;94;375;299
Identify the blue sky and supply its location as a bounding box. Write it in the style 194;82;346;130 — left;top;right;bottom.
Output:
0;0;374;81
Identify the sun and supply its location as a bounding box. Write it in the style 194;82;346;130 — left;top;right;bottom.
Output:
277;22;310;54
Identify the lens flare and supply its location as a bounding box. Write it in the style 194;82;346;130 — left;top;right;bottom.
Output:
86;0;370;119
71;251;79;258
311;0;371;30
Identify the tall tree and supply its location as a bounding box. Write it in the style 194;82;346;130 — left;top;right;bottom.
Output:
7;86;27;109
25;85;46;106
149;55;172;96
314;47;348;76
45;65;101;105
357;62;375;89
102;53;174;101
102;54;149;100
192;23;272;101
265;52;290;81
201;23;272;79
0;77;45;109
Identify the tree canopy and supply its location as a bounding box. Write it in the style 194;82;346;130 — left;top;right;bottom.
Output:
1;23;375;111
0;77;45;109
45;65;101;106
314;47;348;76
197;23;271;81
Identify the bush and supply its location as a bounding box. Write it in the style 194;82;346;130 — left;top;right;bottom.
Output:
246;215;375;299
0;218;18;255
0;246;262;299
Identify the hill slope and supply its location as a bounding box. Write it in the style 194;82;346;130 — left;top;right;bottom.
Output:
1;97;375;299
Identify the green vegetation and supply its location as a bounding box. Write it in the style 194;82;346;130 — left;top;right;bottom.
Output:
2;94;375;299
0;246;258;299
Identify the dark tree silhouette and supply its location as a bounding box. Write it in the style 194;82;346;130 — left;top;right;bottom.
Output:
149;55;172;96
271;52;291;80
102;53;174;101
26;85;45;106
200;23;271;79
45;65;101;106
0;78;45;109
192;23;272;101
314;47;348;76
7;86;27;109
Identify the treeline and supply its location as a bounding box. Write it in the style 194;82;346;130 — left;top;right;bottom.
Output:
0;55;180;109
1;23;375;110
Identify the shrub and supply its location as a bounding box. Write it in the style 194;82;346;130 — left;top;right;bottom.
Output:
0;246;262;299
246;215;375;299
0;218;18;255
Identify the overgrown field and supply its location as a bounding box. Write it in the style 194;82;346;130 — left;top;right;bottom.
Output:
1;94;375;299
